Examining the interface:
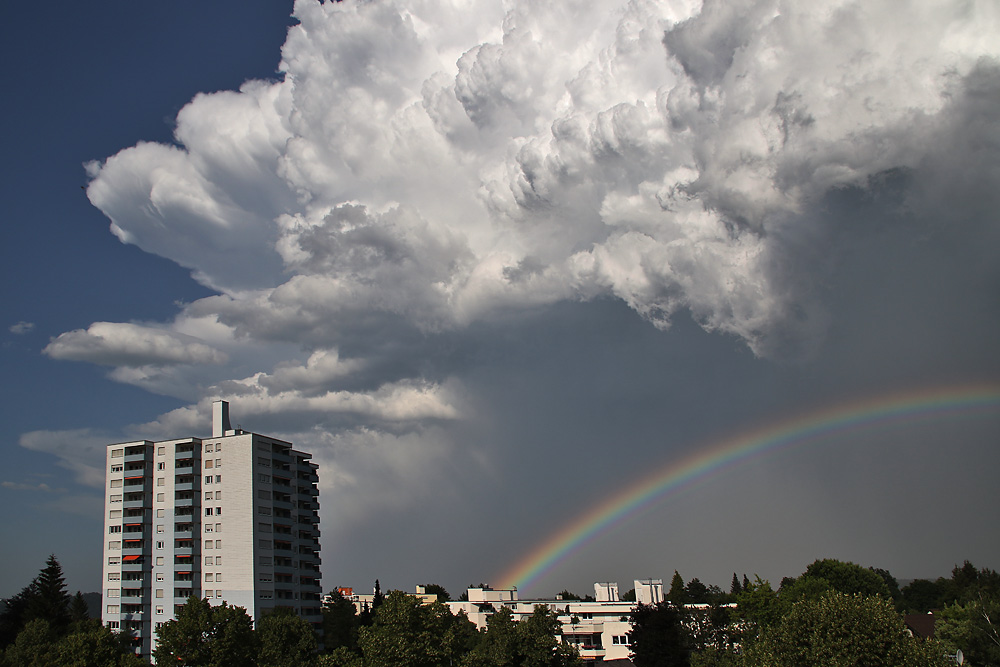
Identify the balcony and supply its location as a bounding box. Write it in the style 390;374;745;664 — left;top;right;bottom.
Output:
174;493;195;507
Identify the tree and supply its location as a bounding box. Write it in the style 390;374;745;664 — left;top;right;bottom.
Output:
668;572;687;606
683;579;709;604
729;573;742;596
465;605;579;667
799;558;890;598
372;580;384;610
621;589;636;602
556;590;581;601
258;607;318;667
743;591;952;667
322;589;359;653
357;590;477;667
899;578;945;612
734;577;786;638
628;602;690;667
55;623;147;667
153;596;257;667
419;584;451;602
27;555;72;635
2;618;57;667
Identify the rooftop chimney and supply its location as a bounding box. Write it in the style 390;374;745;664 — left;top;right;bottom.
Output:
212;400;231;438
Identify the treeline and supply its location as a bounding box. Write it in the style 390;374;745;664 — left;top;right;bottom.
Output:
0;555;144;666
629;558;1000;667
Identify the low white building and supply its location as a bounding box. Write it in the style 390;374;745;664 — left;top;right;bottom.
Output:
446;580;666;662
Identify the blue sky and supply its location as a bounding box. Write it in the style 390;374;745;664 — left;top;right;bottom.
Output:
2;0;998;600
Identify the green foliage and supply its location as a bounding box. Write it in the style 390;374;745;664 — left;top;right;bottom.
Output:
934;566;1000;667
3;618;58;667
621;589;636;602
371;580;384;610
668;572;687;606
735;577;786;633
627;602;690;667
153;596;257;667
683;579;709;605
465;605;579;667
322;589;359;653
54;623;147;667
730;573;742;596
743;591;952;667
556;590;581;601
0;555;75;648
317;646;362;667
357;591;477;667
800;558;891;598
257;607;318;667
419;584;451;602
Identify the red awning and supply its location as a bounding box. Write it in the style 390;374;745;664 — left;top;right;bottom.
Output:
176;554;192;558
123;555;141;561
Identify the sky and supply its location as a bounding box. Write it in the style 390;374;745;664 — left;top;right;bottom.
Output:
1;0;998;601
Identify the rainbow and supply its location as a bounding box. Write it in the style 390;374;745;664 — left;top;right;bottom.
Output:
496;383;1000;593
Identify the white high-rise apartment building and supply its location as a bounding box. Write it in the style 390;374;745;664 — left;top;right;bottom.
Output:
101;401;322;657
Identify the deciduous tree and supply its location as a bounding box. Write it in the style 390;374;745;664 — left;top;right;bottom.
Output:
627;602;689;667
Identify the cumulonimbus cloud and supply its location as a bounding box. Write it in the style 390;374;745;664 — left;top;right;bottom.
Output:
81;0;997;361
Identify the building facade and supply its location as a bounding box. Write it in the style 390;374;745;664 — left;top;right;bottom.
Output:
447;580;665;662
101;401;322;657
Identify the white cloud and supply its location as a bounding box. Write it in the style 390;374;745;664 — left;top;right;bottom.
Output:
19;429;117;488
43;321;228;367
9;321;34;335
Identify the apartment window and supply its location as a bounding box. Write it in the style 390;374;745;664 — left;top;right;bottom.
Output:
612;636;630;645
156;557;164;566
157;446;165;456
110;495;122;503
156;606;164;615
106;605;119;614
205;476;213;484
156;541;164;549
106;621;120;629
157;462;165;471
259;592;273;600
157;509;165;518
108;541;121;550
215;442;221;452
206;573;214;582
111;449;124;458
259;540;272;550
205;591;214;599
215;540;222;549
156;589;164;598
215;523;222;533
110;479;123;488
259;474;271;483
215;475;221;483
258;574;272;583
215;491;222;500
205;508;213;516
109;525;122;534
205;460;214;469
205;524;213;533
110;464;123;473
157;525;164;533
157;478;165;486
258;490;270;499
205;444;214;453
215;573;222;582
205;556;213;565
259;522;272;532
109;509;122;519
156;573;164;582
215;556;222;565
156;493;165;502
217;590;222;598
258;457;270;467
215;459;221;468
205;540;214;550
260;557;272;566
107;588;119;597
205;492;213;500
108;557;120;565
108;572;120;581
215;507;221;515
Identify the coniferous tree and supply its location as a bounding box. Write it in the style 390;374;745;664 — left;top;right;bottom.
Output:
730;573;742;596
372;580;384;610
668;571;687;606
27;554;72;635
